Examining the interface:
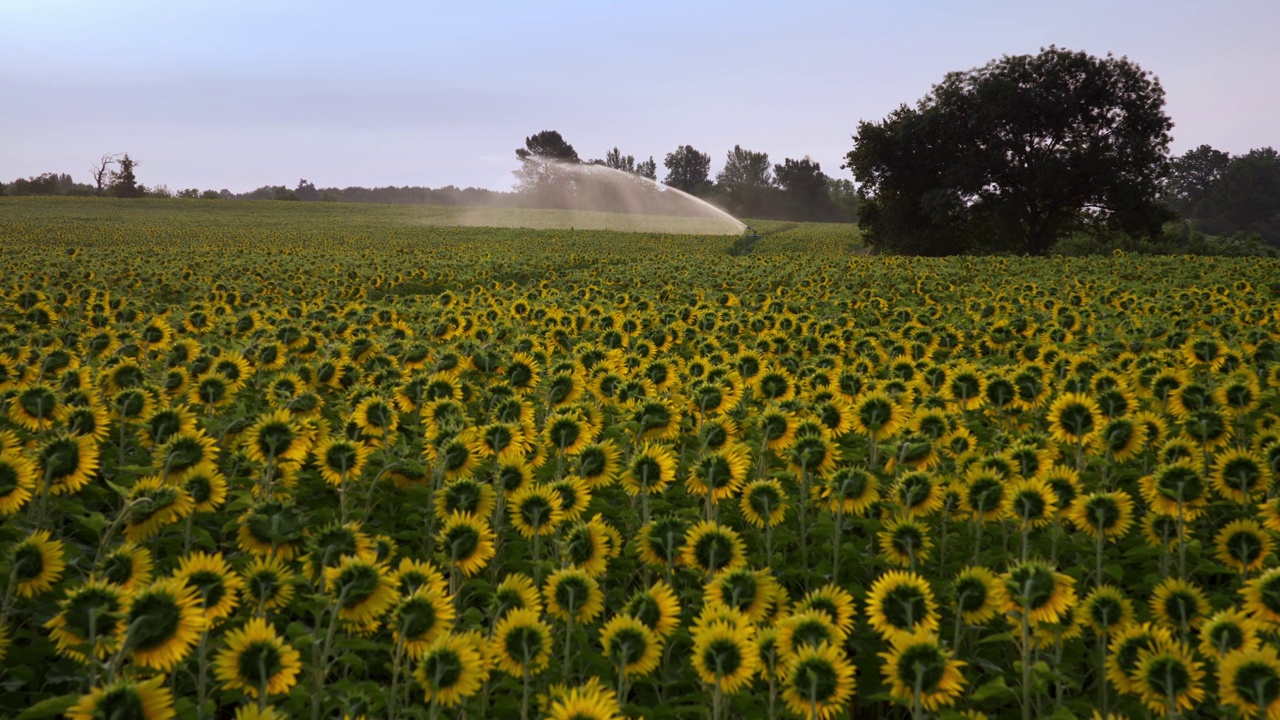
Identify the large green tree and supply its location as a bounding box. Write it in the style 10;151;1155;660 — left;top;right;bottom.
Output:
513;130;580;200
775;156;834;220
845;47;1174;255
716;145;773;215
109;154;143;198
662;145;711;193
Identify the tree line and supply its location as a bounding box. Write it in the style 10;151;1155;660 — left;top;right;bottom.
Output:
843;46;1279;255
6;45;1277;252
511;131;858;222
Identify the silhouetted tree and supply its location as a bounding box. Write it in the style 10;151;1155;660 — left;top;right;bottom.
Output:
1164;145;1231;218
827;178;859;222
663;145;711;193
775;156;834;219
109;154;143;198
1195;148;1280;245
636;156;657;180
514;130;580;201
601;147;636;173
91;153;119;196
295;179;319;202
846;46;1173;255
717;145;774;215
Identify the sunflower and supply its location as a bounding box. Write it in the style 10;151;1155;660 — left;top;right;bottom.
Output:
8;382;62;431
1098;417;1147;461
1218;645;1280;720
796;583;858;638
244;410;311;465
543;568;604;624
121;578;206;671
851;390;905;441
236;499;305;560
0;450;37;515
414;633;486;708
866;570;940;640
121;477;193;543
324;556;399;626
153;430;219;481
637;515;688;568
781;642;857;719
1080;585;1133;636
1003;477;1057;529
99;542;154;592
179;462;228;514
213;617;302;698
493;572;543;618
64;403;111;444
624;580;682;639
1002;560;1076;624
437;511;496;576
704;568;775;624
1139;462;1207;518
687;444;751;502
508;484;564;540
878;516;932;568
1212;448;1272;504
1133;638;1205;715
879;629;965;712
573;440;621;489
632;396;684;440
547;476;591;523
486;608;550;678
139;404;198;448
1067;491;1135;542
599;614;662;678
691;620;759;695
37;433;100;496
788;431;839;478
1217;519;1275;574
313;437;373;486
242;556;297;611
740;478;788;528
351;395;399;440
1242;567;1280;624
434;477;496;522
10;529;66;598
960;468;1007;523
777;609;842;656
67;676;175;720
543;412;593;456
759;405;798;452
46;579;123;662
943;363;987;411
1047;392;1100;446
818;466;879;516
619;441;678;497
1200;609;1261;659
1107;622;1174;695
952;566;1006;626
391;587;456;659
543;680;624;720
174;551;246;624
681;521;747;577
886;473;940;520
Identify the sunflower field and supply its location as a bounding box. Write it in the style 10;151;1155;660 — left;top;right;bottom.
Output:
2;197;1280;720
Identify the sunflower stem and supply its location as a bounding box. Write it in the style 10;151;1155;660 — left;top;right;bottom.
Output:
521;667;531;720
1020;610;1032;720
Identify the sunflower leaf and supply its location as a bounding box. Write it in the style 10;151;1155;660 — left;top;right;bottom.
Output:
15;694;79;720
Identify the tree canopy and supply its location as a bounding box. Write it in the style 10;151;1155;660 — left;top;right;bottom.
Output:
1167;146;1280;246
716;145;773;215
662;145;711;193
846;46;1174;255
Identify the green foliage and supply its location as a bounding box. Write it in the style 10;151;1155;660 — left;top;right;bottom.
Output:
847;46;1174;255
662;145;711;194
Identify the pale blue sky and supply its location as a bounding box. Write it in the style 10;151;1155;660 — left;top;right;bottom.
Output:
2;0;1277;192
